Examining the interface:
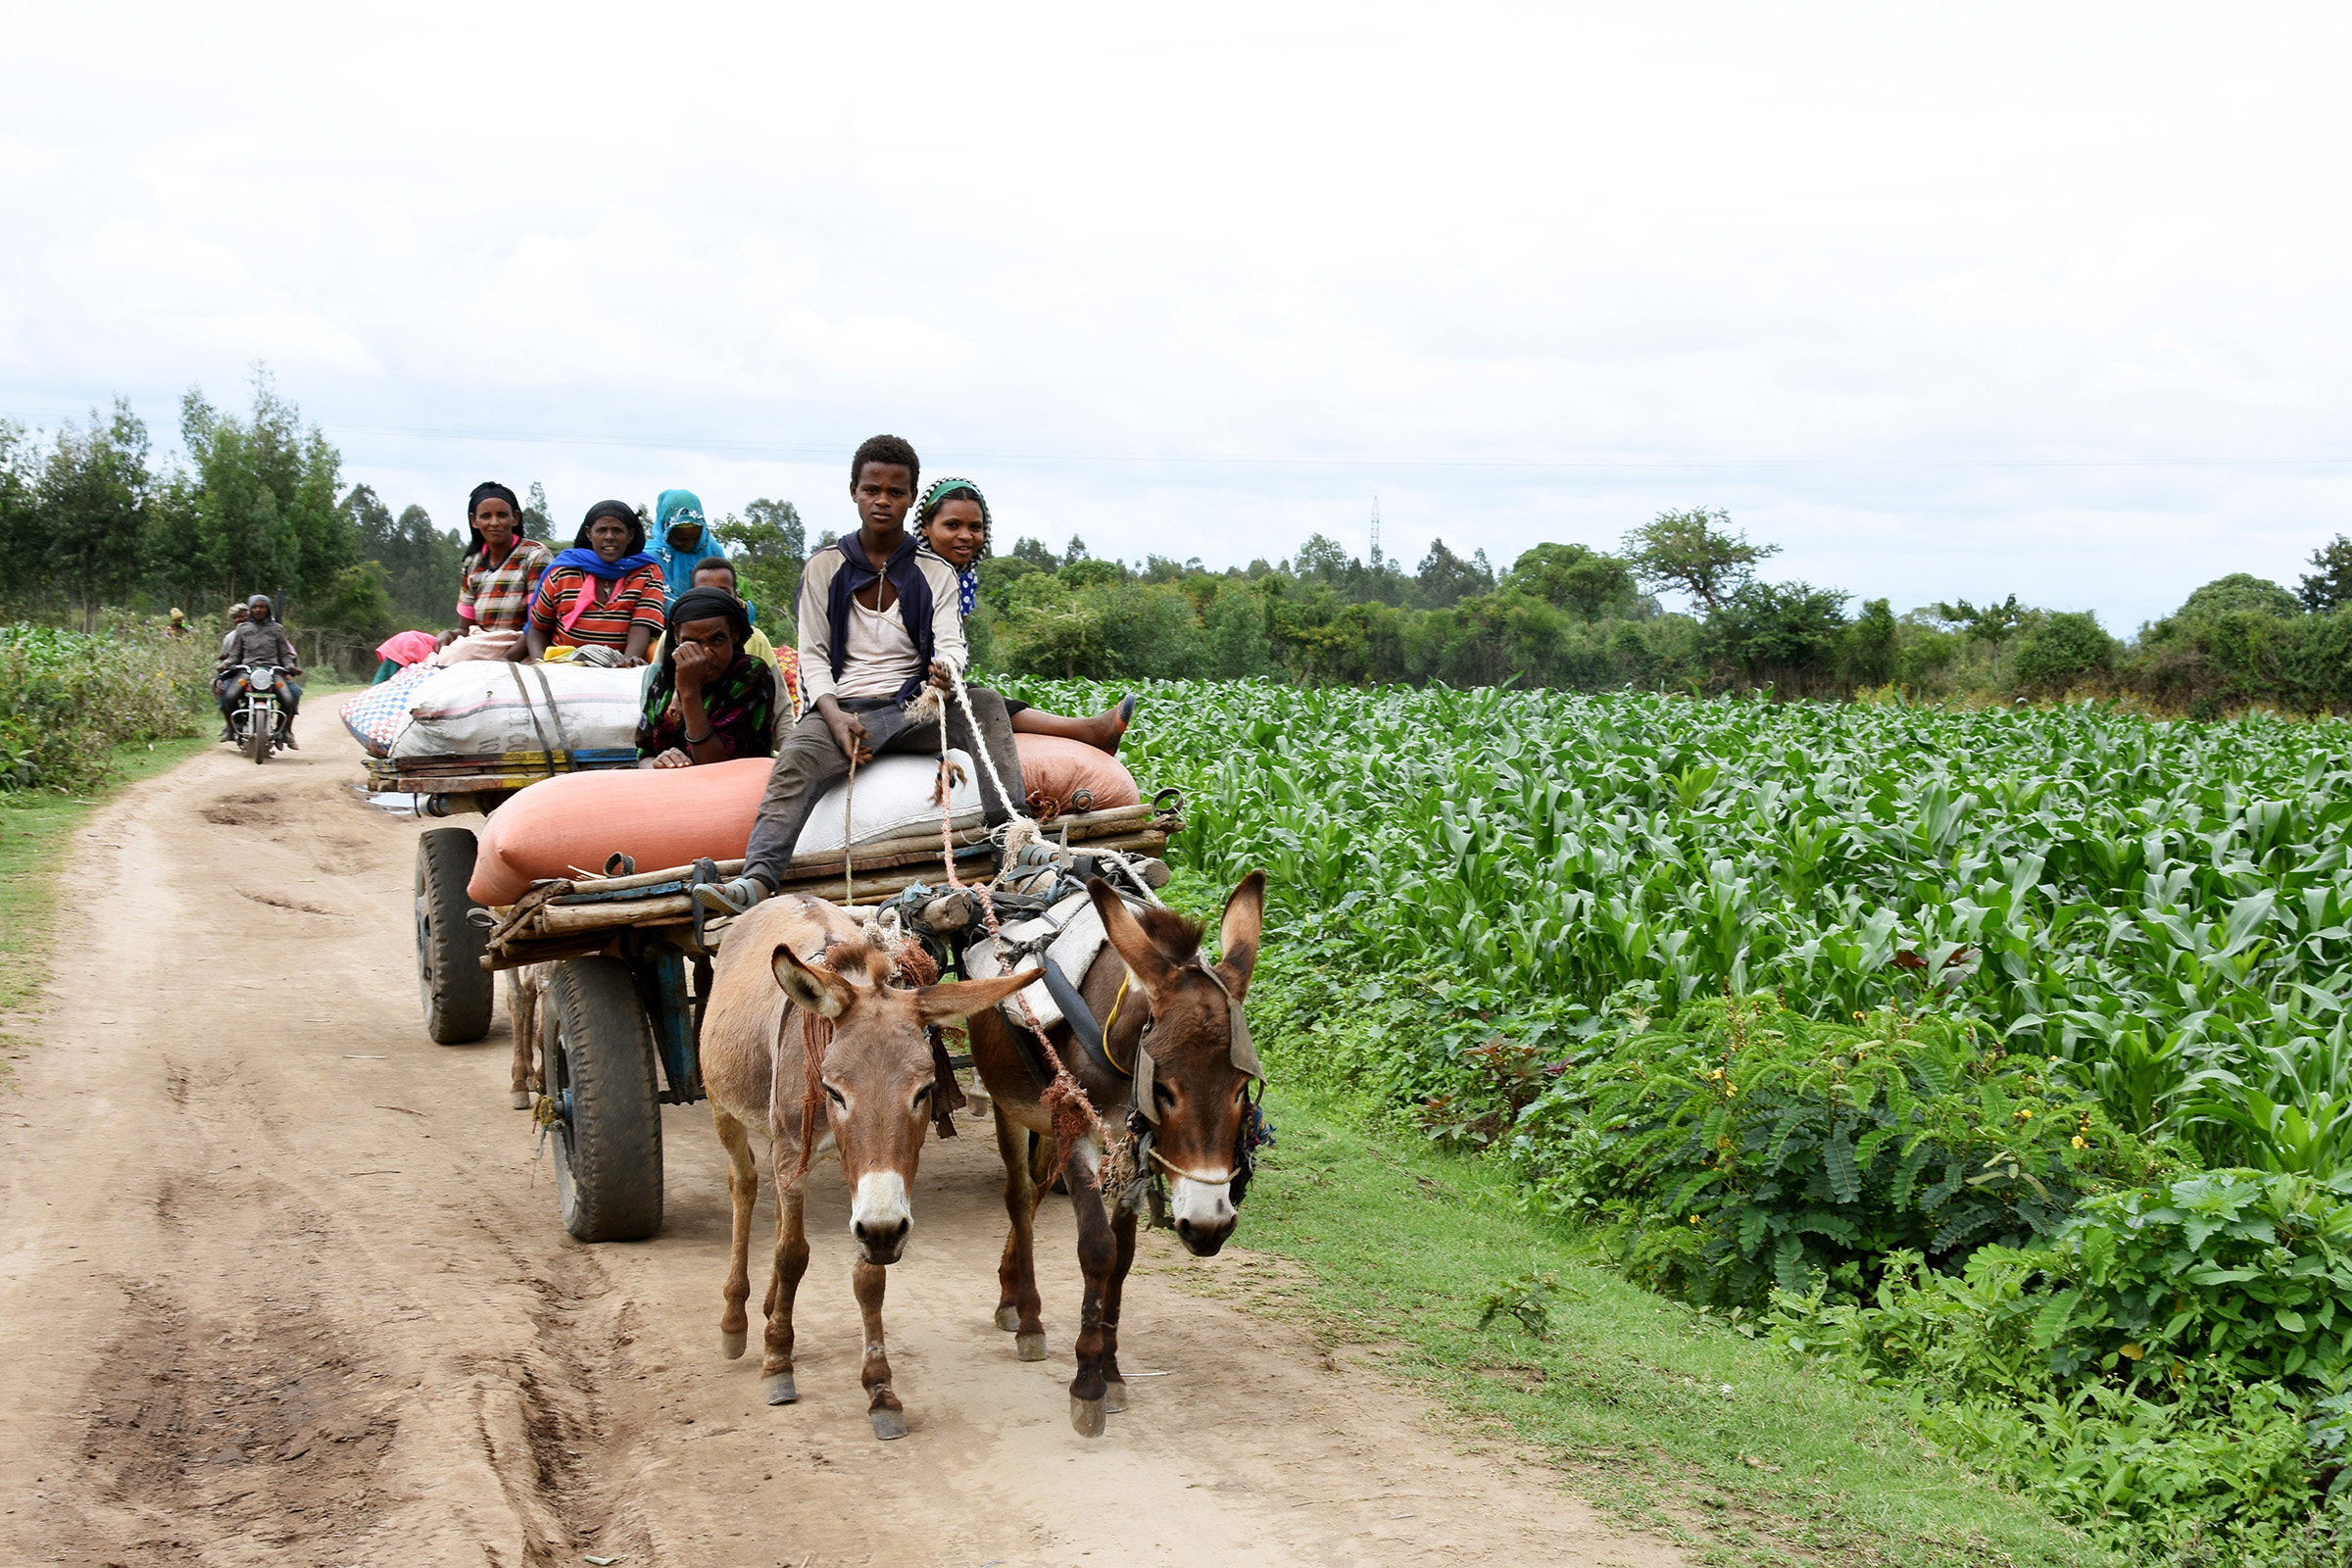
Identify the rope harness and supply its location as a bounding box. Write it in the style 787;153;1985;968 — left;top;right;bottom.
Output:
928;670;1121;1189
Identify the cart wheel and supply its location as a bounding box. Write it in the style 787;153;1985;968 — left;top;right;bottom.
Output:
544;956;664;1243
416;827;494;1044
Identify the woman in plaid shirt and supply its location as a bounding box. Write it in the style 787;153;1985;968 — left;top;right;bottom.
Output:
454;481;553;635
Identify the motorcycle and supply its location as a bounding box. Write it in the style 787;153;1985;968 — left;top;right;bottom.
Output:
225;663;291;764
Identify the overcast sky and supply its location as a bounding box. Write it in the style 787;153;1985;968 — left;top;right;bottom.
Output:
5;3;2348;628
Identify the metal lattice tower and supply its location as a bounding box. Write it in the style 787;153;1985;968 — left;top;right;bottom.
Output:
1369;496;1382;568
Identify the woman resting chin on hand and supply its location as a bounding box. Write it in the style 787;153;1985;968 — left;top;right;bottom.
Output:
635;586;777;768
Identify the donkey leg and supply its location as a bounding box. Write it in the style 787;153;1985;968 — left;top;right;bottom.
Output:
712;1108;759;1359
853;1260;907;1440
760;1182;809;1405
1063;1140;1117;1437
506;970;538;1108
1100;1202;1139;1414
992;1105;1049;1359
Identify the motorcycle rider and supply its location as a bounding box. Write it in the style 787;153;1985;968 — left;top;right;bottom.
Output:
217;593;305;746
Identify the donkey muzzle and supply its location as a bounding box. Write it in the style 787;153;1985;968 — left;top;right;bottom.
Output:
1170;1176;1237;1257
850;1171;912;1263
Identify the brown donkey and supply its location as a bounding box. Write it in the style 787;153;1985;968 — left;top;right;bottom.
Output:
701;894;1038;1440
966;871;1265;1436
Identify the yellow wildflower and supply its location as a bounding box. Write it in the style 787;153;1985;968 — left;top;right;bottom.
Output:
2071;1135;2087;1149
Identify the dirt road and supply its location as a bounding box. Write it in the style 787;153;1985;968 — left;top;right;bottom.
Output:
0;710;1682;1568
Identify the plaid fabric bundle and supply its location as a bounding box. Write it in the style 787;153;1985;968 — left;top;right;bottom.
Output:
341;662;436;757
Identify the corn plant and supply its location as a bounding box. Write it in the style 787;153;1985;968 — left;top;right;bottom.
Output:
1007;677;2352;1174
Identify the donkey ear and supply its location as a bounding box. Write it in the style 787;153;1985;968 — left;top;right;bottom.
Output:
1089;877;1181;999
771;945;852;1019
912;966;1042;1026
1216;870;1265;1000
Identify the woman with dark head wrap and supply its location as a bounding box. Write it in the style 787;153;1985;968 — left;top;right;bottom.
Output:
914;475;1136;755
521;500;668;665
453;480;554;637
636;585;776;767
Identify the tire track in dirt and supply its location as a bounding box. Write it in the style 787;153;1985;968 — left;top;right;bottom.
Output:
0;709;1692;1568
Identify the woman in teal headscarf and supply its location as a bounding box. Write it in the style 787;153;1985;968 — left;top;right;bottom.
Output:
651;489;728;613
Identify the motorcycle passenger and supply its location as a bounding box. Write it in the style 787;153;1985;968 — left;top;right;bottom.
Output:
218;594;304;745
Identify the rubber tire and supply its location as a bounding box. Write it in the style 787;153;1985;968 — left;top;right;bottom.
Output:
249;709;270;764
416;827;494;1044
545;956;664;1243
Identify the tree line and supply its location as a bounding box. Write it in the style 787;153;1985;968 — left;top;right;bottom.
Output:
6;378;2348;712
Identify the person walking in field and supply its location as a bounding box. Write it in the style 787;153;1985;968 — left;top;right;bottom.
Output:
694;435;1021;915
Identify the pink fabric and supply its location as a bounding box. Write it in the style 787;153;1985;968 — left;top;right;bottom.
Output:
432;629;522;665
376;630;440;666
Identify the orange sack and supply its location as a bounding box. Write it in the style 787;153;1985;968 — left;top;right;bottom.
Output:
466;737;1141;906
1015;735;1142;818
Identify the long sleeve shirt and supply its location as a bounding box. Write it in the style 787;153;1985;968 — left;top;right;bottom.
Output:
795;542;968;707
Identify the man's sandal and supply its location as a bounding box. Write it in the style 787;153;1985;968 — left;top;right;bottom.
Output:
692;877;768;917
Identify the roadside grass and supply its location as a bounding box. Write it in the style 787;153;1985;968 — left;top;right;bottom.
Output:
0;735;212;1023
1190;1085;2112;1567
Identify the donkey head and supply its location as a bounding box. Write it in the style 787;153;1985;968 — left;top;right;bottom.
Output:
1091;871;1264;1258
771;939;1037;1264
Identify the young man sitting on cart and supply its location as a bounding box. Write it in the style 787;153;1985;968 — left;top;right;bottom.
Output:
694;434;1022;915
635;585;777;768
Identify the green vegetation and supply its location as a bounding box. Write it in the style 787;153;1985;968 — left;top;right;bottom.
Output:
1050;679;2352;1559
0;618;212;793
1199;1083;2111;1567
0;732;211;1017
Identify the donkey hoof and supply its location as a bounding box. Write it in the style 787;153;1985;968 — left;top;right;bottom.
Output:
719;1329;747;1360
869;1406;909;1441
994;1304;1021;1332
1016;1332;1049;1362
760;1372;798;1406
1102;1380;1128;1414
509;1091;531;1110
1070;1395;1106;1438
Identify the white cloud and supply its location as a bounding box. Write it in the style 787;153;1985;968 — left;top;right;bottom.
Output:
2;0;2347;626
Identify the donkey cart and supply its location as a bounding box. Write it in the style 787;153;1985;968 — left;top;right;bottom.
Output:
425;798;1183;1244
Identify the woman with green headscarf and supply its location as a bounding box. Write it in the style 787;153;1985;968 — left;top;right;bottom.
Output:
916;475;1135;754
652;488;728;614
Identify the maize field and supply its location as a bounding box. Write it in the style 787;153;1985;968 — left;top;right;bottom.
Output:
1010;677;2352;1176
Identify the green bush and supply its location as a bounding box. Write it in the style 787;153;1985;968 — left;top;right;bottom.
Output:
1506;996;2159;1306
1770;1171;2352;1557
0;617;211;791
2013;610;2116;694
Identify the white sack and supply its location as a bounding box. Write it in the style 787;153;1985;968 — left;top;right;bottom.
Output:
793;751;983;856
386;662;648;761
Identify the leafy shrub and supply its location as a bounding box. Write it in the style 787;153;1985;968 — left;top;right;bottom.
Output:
1505;996;2161;1306
1770;1171;2352;1557
2012;610;2116;694
0;617;210;791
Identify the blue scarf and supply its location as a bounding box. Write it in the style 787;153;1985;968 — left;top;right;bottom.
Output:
553;547;658;579
956;565;977;619
825;534;935;707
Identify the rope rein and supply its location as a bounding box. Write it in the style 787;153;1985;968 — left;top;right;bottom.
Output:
932;668;1116;1186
